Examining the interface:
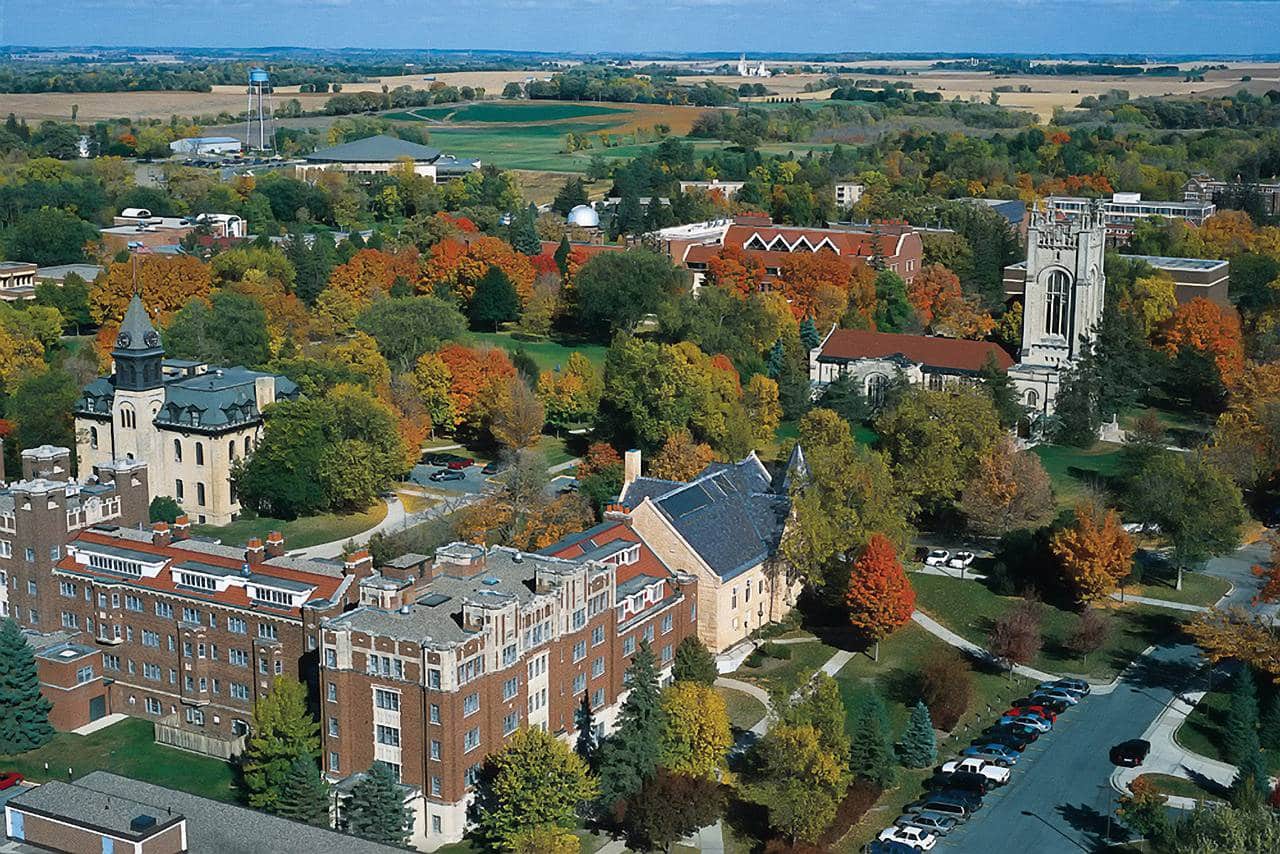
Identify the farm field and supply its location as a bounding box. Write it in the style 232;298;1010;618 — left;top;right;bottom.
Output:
425;125;732;172
387;101;627;123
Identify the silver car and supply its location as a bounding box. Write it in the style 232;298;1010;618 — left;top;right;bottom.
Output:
896;812;958;835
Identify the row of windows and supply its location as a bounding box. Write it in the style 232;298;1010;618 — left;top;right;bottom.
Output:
174;480;207;507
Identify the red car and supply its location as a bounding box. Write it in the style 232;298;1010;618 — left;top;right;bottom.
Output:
445;458;475;470
1005;705;1056;723
0;771;23;790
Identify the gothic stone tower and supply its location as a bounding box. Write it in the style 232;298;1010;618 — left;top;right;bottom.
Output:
1008;200;1106;416
110;294;167;464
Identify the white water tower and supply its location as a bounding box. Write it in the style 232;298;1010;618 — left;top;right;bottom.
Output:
245;67;275;153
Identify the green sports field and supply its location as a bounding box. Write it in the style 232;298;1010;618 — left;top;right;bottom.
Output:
387;102;627;123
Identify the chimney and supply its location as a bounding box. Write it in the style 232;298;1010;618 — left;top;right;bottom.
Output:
151;521;171;547
172;514;190;541
343;549;374;580
604;504;630;521
265;531;285;558
245;537;265;566
623;449;642;488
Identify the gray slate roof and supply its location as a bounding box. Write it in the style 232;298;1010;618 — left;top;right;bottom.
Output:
78;365;298;431
115;294;163;354
305;134;442;164
10;772;404;854
622;454;790;581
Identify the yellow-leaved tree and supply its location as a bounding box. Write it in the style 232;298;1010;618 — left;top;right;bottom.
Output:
659;681;732;780
1051;503;1135;604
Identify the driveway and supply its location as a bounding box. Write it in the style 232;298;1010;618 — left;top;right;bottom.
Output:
1199;540;1275;620
407;463;491;496
938;643;1203;851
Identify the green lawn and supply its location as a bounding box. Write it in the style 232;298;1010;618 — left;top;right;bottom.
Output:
1176;687;1280;775
191;503;387;551
912;573;1184;681
1031;442;1125;509
463;331;607;373
533;434;576;468
732;639;840;697
421;125;734;172
0;718;239;802
1135;773;1226;804
1125;567;1230;608
716;685;768;732
392;101;627;123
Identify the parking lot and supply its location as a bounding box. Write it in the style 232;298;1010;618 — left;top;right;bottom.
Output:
406;463;491;496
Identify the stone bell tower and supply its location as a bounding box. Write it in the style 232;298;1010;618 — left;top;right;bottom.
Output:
1008;200;1106;416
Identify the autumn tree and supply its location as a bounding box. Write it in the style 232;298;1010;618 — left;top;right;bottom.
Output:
1051;503;1136;604
622;770;724;854
1122;272;1178;337
91;255;213;324
742;374;782;446
411;352;456;434
1186;607;1280;681
659;681;732;779
704;244;765;298
919;646;975;731
845;534;916;660
536;351;603;429
1207;361;1280;490
647;429;714;482
777;252;854;320
960;436;1055;537
490;377;546;450
907;263;994;339
1067;608;1111;665
435;343;517;432
988;599;1042;678
747;723;847;844
422;236;535;306
324;248;417;308
1162;296;1245;388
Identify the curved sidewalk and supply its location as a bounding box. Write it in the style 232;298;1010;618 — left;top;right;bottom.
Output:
288;496;405;559
911;610;1061;683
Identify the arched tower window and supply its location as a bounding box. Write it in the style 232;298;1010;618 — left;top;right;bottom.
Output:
1044;270;1071;337
865;373;889;407
173;439;182;463
1025;389;1040;408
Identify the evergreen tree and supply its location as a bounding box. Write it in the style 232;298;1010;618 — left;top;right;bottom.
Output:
671;636;718;685
1050;360;1101;447
765;339;785;380
799;317;821;350
848;691;896;787
777;336;813;421
574;693;597;768
0;618;54;753
612;191;644;239
596;640;664;808
1229;737;1268;807
275;755;331;827
510;203;542;255
1225;668;1261;765
554;234;572;278
873;270;914;333
242;677;320;810
345;761;409;845
898;700;938;769
1261;691;1280;751
552;177;589;216
468;265;520;331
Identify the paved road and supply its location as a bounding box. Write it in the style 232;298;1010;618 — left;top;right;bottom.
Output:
1200;539;1275;619
939;643;1203;852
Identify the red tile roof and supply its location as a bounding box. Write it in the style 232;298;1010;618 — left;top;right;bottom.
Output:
819;328;1014;373
722;224;902;259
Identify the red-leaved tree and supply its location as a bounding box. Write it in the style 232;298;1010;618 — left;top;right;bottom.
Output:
845;534;916;661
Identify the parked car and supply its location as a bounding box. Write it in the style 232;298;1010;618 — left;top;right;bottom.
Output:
932;788;984;810
895;812;958;836
947;551;975;569
928;770;991;795
429;469;466;483
905;795;972;822
445;457;475;470
962;744;1020;766
423;452;465;466
1003;705;1056;723
865;841;917;854
998;714;1052;732
940;757;1011;785
1016;694;1070;714
978;729;1034;751
878;824;937;851
481;460;507;475
985;722;1040;743
1046;677;1091;697
1110;739;1151;767
1031;688;1080;706
924;549;951;567
0;771;22;790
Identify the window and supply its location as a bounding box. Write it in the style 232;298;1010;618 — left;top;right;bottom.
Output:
573;673;586;694
1025;389;1040;408
274;659;283;675
502;643;518;667
143;663;161;681
125;595;142;612
183;641;193;659
661;614;673;635
328;717;339;737
60;612;78;629
230;683;250;700
503;676;519;701
464;727;481;752
731;587;738;609
572;608;586;630
591;625;605;647
228;616;246;634
195;442;205;466
259;658;269;674
76;665;94;684
430;740;441;760
229;648;248;667
27;579;36;594
257;623;277;641
182;607;200;624
173;439;183;463
49;546;60;562
145;697;162;715
376;725;400;746
102;654;120;671
591;656;605;678
430;777;442;797
184;675;194;691
662;645;673;663
623;636;635;656
155;601;173;618
1044;269;1071;337
325;683;337;703
866;373;890;407
175;479;184;500
592;687;605;709
456;655;484;685
375;688;400;711
503;712;519;735
572;640;586;663
229;441;237;460
245;437;252;457
59;581;76;598
643;624;654;643
329;752;340;772
24;548;34;563
324;648;337;668
196;483;206;507
121;406;136;429
463;692;480;717
90;426;99;449
427;668;441;689
142;630;160;648
429;703;440;724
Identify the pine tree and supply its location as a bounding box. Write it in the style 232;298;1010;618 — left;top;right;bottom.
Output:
345;761;409;845
1229;734;1267;807
468;265;520;332
574;692;597;768
848;691;896;788
799;317;821;350
510;203;542;256
554;234;572;278
898;700;938;769
1225;668;1261;765
596;639;664;808
671;636;718;686
0;618;54;753
765;339;786;379
275;755;331;827
1260;690;1280;751
242;676;320;811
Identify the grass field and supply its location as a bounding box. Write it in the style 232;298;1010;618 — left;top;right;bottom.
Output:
1123;565;1230;608
1176;686;1280;775
464;330;607;372
1031;442;1125;509
426;125;733;172
191;502;387;551
0;718;239;802
389;102;627;123
717;685;768;732
1135;773;1226;804
733;639;841;696
911;573;1184;681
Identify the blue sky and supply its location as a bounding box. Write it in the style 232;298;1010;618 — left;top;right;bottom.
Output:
4;0;1279;55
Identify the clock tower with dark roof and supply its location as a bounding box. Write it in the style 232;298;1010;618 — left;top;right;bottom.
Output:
111;293;165;392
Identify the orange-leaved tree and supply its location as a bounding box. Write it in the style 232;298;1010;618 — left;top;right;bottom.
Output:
421;236;535;306
845;533;915;661
91;255;213;325
1050;503;1135;604
906;263;993;340
648;429;714;482
704;245;766;298
435;343;516;430
778;253;855;321
325;248;418;308
1162;297;1245;387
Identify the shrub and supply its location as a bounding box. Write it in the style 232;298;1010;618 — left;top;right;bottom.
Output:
918;646;975;731
744;649;766;669
761;642;792;660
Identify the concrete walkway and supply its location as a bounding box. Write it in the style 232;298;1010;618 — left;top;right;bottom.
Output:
1108;591;1209;613
288;496;406;559
911;610;1061;683
714;676;772;736
71;713;127;736
915;565;989;581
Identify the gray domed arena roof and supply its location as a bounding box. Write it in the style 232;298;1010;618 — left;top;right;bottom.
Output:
567;205;600;228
